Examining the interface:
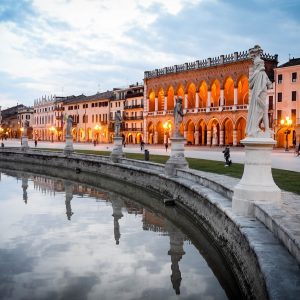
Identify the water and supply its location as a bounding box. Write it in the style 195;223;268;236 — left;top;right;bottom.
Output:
0;169;237;300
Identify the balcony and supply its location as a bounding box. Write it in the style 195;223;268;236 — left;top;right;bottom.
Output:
124;104;144;109
125;92;144;99
123;116;143;120
123;127;143;132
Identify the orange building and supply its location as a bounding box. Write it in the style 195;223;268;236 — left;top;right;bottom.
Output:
143;48;278;146
274;58;300;149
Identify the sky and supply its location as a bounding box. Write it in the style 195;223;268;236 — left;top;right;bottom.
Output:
0;0;299;109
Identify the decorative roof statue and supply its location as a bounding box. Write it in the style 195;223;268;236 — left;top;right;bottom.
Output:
174;97;184;137
246;45;273;138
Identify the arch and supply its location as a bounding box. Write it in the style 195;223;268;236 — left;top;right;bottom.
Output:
237;75;249;105
136;133;143;144
87;128;92;142
198;81;208;108
186;119;195;144
207;118;220;146
196;119;207;145
176;85;185;98
127;133;133;144
187;83;196;109
156;121;164;144
158;88;164;111
224;77;234;106
211;80;220;107
235;117;246;145
223;118;234;146
147;122;154;144
167;86;175;110
148;90;155;112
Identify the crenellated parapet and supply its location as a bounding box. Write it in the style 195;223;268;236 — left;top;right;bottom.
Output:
144;49;278;79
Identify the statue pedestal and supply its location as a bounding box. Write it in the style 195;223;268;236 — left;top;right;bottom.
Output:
165;136;189;176
64;136;74;155
21;136;29;151
232;137;281;216
110;137;124;162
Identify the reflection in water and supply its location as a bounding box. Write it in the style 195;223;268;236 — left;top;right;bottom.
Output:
0;169;233;300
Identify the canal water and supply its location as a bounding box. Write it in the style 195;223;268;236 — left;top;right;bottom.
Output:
0;169;240;300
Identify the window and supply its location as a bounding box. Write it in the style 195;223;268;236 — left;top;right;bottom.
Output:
92;103;94;108
292;72;297;82
277;92;282;102
278;74;282;84
268;96;273;110
291;109;296;124
277;110;282;124
292;91;297;101
92;115;94;123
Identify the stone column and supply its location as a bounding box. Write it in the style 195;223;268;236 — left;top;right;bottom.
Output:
219;130;224;146
155;97;158;112
164;96;167;111
195;93;199;108
154;131;158;144
220;89;224;106
194;131;199;145
110;136;124;162
234;87;238;108
184;130;187;139
206;91;211;112
184;94;188;109
64;181;74;220
233;129;237;146
174;96;177;107
207;130;211;146
22;175;28;204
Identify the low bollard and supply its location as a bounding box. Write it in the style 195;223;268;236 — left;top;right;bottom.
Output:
144;149;149;161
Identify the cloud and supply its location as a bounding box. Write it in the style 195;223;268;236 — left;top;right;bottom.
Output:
0;0;299;107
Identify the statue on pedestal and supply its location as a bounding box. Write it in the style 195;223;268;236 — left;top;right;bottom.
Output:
174;97;184;137
23;120;29;137
66;115;73;138
246;45;273;138
114;111;122;137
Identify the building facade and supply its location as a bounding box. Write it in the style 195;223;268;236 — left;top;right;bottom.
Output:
274;58;300;148
143;48;278;146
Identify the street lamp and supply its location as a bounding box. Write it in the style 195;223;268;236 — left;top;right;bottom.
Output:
280;116;292;151
20;127;24;144
163;121;172;144
94;124;101;144
49;126;56;143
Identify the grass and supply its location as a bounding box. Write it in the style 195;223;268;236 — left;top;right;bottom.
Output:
36;148;300;195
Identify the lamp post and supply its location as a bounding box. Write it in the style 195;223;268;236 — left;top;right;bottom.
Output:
163;121;172;144
280;116;292;152
94;124;101;144
49;126;56;143
20;127;24;144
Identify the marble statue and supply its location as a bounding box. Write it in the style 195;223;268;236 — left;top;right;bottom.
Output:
246;46;273;138
66;115;73;138
23;120;29;137
114;110;122;137
212;125;218;145
174;97;184;136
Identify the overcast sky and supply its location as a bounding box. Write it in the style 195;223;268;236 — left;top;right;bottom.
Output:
0;0;299;108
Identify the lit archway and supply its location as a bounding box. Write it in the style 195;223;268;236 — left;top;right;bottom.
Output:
177;85;185;99
211;80;220;107
236;117;246;145
186;120;195;144
199;81;208;108
158;88;164;111
237;75;249;105
224;77;234;106
196;119;207;145
148;122;154;144
149;90;155;112
167;86;175;110
187;83;196;109
223;118;234;145
156;121;164;144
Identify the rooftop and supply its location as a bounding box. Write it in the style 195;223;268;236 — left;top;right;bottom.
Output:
278;58;300;68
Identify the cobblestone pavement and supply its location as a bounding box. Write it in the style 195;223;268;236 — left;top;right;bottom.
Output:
2;139;299;172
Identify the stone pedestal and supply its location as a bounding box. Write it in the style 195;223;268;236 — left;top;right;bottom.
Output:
21;136;29;151
165;137;188;176
232;137;281;216
110;136;124;162
64;136;74;155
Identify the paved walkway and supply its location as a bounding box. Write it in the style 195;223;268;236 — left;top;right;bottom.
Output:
2;139;300;172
